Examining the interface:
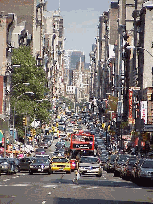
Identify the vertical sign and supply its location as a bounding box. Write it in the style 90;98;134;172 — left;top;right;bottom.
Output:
0;76;3;114
141;101;147;124
128;89;133;124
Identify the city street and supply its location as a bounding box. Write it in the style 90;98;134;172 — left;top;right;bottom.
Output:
0;140;152;204
0;167;153;203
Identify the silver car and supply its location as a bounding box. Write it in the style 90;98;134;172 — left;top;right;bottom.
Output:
137;159;153;182
78;156;102;177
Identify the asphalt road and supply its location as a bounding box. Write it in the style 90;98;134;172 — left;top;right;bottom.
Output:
0;169;153;204
0;140;153;204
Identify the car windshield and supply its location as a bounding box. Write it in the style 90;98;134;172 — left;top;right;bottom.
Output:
80;157;98;164
118;155;129;161
33;159;49;164
0;158;7;163
52;158;68;163
142;161;153;168
128;160;136;165
110;155;117;161
36;148;45;152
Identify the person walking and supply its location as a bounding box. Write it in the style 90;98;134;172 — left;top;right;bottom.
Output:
72;169;80;184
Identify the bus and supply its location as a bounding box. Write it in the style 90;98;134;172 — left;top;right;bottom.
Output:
70;131;95;159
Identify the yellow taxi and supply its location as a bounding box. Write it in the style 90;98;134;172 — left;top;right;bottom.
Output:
51;155;71;174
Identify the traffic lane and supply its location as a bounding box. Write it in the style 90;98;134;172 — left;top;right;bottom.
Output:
0;172;153;203
0;179;153;204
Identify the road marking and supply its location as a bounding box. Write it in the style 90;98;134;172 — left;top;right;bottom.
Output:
11;184;30;186
71;185;81;188
86;186;98;190
3;179;10;182
43;184;57;188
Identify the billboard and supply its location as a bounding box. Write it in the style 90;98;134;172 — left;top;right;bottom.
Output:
141;101;147;124
128;89;133;124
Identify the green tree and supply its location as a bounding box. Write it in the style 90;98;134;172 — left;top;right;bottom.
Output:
11;46;51;138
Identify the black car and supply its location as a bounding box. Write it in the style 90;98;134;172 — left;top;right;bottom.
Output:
18;157;35;171
29;158;51;175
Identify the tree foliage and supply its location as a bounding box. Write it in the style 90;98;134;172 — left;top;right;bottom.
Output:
11;46;51;137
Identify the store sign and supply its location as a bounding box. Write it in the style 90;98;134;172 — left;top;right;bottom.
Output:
128;89;133;124
141;101;147;124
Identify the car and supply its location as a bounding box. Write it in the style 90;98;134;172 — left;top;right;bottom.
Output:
70;158;78;171
78;156;102;177
120;156;137;180
106;154;117;173
50;156;71;174
0;158;19;175
29;158;51;175
114;154;131;177
18;157;34;171
39;141;48;149
137;158;153;183
131;157;144;182
35;148;46;155
35;154;51;160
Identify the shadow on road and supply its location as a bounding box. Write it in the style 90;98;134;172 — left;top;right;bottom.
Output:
51;178;144;189
49;197;151;204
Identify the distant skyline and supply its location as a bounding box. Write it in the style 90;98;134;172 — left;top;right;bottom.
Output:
47;0;112;62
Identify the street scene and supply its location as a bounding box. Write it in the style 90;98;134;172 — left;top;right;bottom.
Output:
1;0;153;203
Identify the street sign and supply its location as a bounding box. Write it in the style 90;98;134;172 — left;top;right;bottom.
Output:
130;87;140;90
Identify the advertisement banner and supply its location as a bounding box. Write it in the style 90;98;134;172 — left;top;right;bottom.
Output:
128;89;133;124
141;101;147;124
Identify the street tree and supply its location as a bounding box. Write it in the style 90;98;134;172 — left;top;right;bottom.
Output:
11;46;51;139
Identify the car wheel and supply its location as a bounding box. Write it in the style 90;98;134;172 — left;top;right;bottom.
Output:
114;170;119;177
96;173;102;177
29;171;33;175
66;171;71;174
15;167;19;174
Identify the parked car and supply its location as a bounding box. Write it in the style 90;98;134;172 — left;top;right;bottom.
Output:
131;157;144;182
137;158;153;183
29;158;51;175
0;158;19;175
114;154;131;177
78;156;102;177
120;156;137;180
106;154;117;173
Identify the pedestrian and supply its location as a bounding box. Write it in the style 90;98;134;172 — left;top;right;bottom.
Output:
72;169;80;184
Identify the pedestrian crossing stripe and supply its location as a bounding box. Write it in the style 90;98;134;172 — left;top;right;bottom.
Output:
43;184;57;188
12;184;30;186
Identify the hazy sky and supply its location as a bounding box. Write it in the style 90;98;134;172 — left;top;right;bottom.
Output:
47;0;112;62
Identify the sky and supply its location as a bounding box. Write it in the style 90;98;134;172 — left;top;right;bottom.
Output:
47;0;112;63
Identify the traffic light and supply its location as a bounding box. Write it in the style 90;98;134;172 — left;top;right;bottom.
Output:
30;129;36;136
23;117;27;126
